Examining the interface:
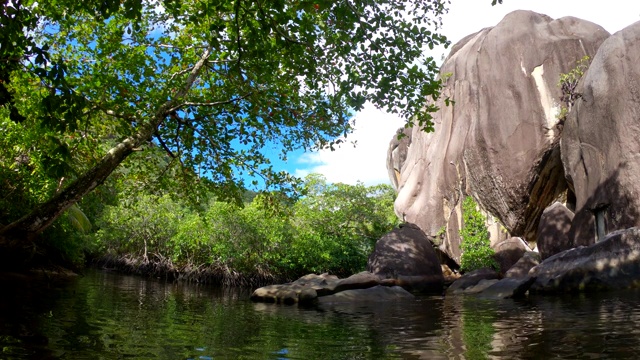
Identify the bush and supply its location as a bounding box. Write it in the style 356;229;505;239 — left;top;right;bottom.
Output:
86;173;399;280
459;196;498;273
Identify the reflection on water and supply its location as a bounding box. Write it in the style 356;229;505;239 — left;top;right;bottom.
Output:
2;270;640;359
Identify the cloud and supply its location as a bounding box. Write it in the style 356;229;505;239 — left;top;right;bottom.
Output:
295;102;404;186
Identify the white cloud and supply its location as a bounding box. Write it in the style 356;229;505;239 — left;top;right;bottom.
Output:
295;103;404;186
293;0;640;186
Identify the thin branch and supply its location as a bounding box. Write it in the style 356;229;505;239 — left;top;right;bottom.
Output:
255;0;309;46
154;131;176;158
170;66;195;81
235;0;243;67
167;92;252;113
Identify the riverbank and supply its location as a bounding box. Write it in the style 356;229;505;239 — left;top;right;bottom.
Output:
90;254;292;288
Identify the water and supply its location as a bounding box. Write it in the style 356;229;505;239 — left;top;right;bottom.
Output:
2;270;640;359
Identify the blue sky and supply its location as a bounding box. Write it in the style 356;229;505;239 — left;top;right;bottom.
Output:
280;0;640;187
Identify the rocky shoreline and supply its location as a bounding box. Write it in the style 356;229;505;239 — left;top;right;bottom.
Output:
251;226;640;305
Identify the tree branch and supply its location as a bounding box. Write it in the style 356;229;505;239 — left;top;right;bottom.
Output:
154;131;175;158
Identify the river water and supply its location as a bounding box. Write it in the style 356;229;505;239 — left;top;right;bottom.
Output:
2;269;640;359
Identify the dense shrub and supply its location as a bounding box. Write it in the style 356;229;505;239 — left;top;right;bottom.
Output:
459;196;499;273
89;174;400;280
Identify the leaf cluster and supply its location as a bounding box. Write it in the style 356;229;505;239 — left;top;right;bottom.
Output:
556;55;590;121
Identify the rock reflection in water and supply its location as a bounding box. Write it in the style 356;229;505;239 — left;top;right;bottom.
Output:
3;270;640;359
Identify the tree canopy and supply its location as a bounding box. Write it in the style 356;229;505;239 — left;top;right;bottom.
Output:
0;0;451;245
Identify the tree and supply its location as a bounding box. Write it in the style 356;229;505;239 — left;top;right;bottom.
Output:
0;0;450;250
459;196;498;273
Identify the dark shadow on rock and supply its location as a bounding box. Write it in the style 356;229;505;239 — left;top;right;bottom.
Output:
569;167;640;247
531;227;640;293
492;237;530;274
537;202;574;260
367;223;444;293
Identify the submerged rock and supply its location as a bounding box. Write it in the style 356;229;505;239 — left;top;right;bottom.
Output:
318;285;414;304
477;277;537;299
250;284;319;305
461;279;500;294
446;268;501;294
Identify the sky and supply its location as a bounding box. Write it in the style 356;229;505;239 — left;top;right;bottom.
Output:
279;0;640;187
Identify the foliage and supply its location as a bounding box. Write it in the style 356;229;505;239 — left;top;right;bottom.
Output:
556;55;590;121
91;174;399;279
1;0;451;241
459;196;498;273
288;174;399;275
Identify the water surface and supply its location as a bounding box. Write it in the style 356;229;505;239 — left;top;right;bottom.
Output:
2;270;640;359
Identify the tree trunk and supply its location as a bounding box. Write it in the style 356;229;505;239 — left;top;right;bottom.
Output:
0;46;212;245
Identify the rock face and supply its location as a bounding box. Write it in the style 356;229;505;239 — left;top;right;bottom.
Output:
561;21;640;247
536;202;575;260
389;10;609;263
530;227;640;293
367;223;444;292
387;127;412;191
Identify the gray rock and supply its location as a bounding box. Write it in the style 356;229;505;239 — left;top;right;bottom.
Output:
251;272;387;304
367;223;444;293
505;251;541;278
389;11;609;263
492;237;530;274
333;271;382;294
387;127;412;191
561;21;640;246
530;227;640;293
250;284;319;305
447;267;501;294
462;279;500;294
318;285;414;304
477;277;537;299
537;202;575;260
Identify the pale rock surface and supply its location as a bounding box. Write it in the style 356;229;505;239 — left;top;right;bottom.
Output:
561;21;640;247
390;10;609;263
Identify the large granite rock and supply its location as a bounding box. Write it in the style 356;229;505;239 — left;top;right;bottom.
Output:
561;21;640;247
492;237;530;274
536;202;575;260
389;10;609;263
367;223;444;293
530;227;640;293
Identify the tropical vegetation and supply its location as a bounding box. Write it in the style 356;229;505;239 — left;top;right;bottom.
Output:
0;0;449;255
459;196;499;273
